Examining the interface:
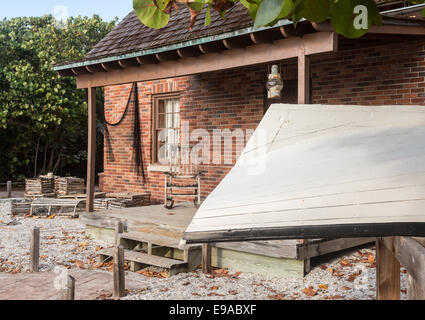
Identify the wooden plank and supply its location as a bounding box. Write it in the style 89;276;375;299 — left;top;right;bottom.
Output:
86;87;96;212
100;248;187;269
215;240;298;259
211;247;305;278
120;231;200;250
30;227;40;273
298;238;375;260
76;32;337;88
376;237;400;300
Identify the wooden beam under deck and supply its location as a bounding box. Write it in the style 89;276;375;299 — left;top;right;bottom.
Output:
75;32;337;89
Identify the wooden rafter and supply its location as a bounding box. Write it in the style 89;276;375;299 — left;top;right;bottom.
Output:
76;31;337;89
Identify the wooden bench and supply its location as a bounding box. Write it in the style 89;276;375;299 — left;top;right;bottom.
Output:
30;198;86;217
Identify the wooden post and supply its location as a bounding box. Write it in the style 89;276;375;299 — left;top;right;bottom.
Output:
115;221;124;245
113;245;125;298
30;227;40;272
202;243;212;274
65;275;75;300
302;240;311;276
376;237;400;300
86;87;96;213
298;52;311;104
6;181;12;198
394;237;425;300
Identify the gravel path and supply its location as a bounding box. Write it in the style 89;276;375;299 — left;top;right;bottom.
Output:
0;200;108;273
1;200;408;300
122;247;408;301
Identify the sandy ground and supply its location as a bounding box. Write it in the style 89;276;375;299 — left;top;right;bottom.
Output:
0;199;408;300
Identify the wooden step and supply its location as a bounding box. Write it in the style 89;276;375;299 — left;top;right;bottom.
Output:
119;231;200;250
99;248;189;276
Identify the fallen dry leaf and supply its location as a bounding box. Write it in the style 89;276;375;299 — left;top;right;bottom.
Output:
342;286;351;291
340;259;352;267
268;294;285;300
367;253;375;264
40;255;48;260
210;286;219;290
75;260;84;269
136;269;168;279
347;270;362;282
320;265;328;270
319;284;328;290
207;292;225;297
228;290;238;295
302;287;317;297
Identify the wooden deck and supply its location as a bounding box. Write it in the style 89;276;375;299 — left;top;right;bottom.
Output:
80;203;197;239
80;203;374;278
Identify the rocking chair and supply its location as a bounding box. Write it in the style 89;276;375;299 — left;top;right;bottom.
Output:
164;146;206;210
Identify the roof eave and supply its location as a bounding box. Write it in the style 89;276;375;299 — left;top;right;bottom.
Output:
53;19;296;72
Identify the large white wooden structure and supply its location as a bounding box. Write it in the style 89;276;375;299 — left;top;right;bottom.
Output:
183;104;425;243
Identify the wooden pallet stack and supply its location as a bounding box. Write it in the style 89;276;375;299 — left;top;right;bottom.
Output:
106;192;151;209
55;177;85;196
25;175;56;198
11;201;32;216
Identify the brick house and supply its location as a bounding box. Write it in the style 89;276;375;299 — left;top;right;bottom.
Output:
55;2;425;210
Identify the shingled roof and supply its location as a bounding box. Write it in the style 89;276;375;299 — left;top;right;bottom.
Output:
55;2;425;70
81;3;252;64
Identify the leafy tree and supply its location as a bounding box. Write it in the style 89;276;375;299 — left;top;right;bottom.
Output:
133;0;425;38
0;15;116;181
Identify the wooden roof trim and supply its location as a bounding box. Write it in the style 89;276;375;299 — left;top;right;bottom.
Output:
76;31;337;89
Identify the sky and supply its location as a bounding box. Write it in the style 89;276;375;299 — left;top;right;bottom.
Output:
0;0;133;22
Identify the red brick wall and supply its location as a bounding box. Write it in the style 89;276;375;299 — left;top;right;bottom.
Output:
103;39;425;203
103;67;266;203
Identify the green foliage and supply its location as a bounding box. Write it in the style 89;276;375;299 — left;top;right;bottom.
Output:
0;15;116;181
133;0;170;28
133;0;425;38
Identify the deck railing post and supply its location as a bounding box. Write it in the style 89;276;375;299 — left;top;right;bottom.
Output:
30;227;40;272
65;275;75;300
7;181;12;198
376;237;400;300
115;221;124;245
113;245;126;298
202;243;212;274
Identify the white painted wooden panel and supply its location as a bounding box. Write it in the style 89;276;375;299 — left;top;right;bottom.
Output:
183;104;425;241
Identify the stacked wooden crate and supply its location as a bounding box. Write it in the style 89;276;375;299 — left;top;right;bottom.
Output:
55;177;85;196
106;192;151;209
25;175;56;198
11;201;32;216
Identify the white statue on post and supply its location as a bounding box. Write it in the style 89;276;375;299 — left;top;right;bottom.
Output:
266;65;283;99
